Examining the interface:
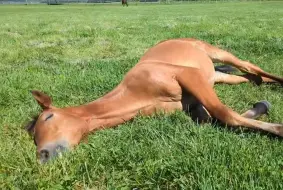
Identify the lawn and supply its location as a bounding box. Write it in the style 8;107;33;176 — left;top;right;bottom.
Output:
1;1;283;189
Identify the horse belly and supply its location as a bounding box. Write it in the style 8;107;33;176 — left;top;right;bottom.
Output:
139;101;183;116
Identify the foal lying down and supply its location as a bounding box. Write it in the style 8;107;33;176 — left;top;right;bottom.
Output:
25;38;283;163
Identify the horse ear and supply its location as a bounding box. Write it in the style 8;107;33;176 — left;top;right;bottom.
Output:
31;90;52;109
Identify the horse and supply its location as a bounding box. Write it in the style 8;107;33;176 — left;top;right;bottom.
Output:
25;38;283;163
122;0;128;7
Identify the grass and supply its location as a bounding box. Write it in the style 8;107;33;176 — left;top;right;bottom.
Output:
1;1;283;189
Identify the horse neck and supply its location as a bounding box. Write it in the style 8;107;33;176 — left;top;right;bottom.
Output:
63;85;141;132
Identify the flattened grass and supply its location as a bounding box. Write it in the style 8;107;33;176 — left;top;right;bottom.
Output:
1;2;283;189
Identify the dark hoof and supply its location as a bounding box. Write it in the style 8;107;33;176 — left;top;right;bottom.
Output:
253;100;271;115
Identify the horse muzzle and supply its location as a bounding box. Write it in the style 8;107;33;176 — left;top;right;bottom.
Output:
37;140;69;164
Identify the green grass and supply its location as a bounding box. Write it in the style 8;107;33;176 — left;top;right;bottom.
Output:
1;1;283;189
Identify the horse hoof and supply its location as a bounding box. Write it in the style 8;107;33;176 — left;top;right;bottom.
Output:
253;100;271;115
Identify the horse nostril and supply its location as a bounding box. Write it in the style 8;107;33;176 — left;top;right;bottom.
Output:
40;149;49;160
38;141;69;163
56;144;63;150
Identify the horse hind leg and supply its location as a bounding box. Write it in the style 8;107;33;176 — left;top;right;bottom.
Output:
177;67;283;136
214;71;277;85
202;42;283;84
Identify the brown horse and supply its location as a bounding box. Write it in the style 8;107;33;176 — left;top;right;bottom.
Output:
25;38;283;163
122;0;128;6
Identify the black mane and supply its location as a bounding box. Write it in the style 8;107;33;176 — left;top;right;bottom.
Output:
24;115;39;136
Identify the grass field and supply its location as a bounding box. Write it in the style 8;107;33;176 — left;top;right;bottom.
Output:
1;1;283;189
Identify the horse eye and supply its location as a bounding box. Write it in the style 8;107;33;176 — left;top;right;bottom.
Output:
45;114;54;121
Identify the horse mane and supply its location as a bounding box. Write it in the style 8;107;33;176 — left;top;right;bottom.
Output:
24;115;39;136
